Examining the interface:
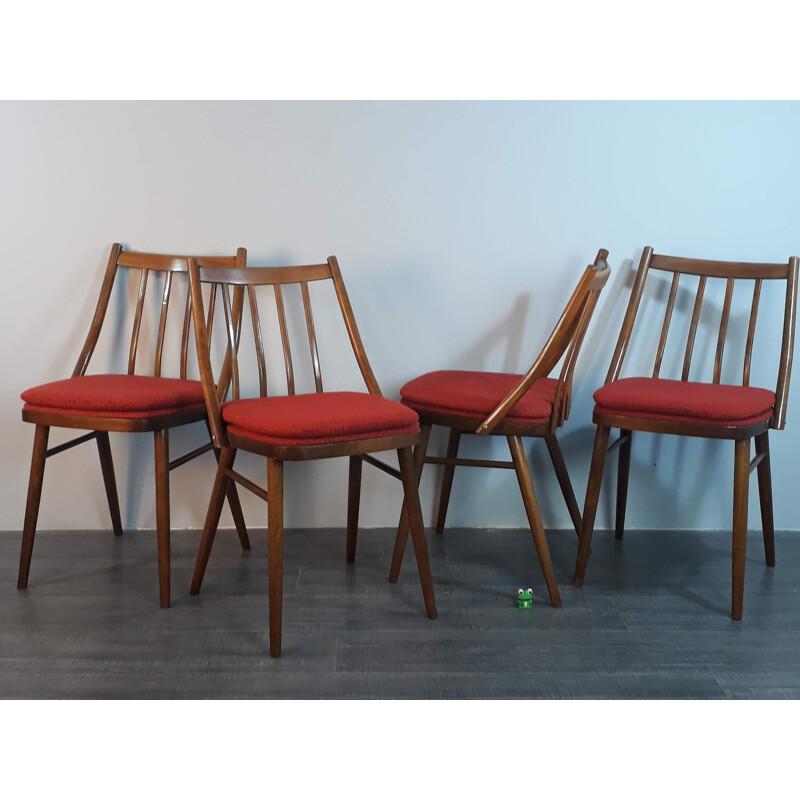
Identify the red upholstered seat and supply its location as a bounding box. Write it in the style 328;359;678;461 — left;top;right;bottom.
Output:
222;391;420;446
594;377;775;426
21;374;206;418
400;370;558;423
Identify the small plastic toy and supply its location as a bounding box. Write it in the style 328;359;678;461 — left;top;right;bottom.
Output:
517;587;533;609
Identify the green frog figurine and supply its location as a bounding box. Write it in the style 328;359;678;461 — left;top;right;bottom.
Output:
517;587;533;609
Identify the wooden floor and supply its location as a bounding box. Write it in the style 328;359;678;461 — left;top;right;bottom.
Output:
1;525;799;699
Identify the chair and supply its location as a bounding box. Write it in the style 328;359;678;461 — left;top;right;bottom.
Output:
572;247;799;619
19;244;251;608
187;255;437;657
389;249;611;607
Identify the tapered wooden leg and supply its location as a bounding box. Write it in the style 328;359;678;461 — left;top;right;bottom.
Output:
267;458;285;656
573;425;611;587
545;433;582;537
346;455;363;563
225;481;251;551
207;422;250;550
615;430;632;540
754;432;775;567
389;424;431;582
732;437;751;620
508;435;561;608
154;429;171;608
397;446;437;618
435;428;461;533
18;424;50;590
95;431;123;536
191;447;237;595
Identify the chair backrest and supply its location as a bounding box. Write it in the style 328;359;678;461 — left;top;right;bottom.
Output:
188;255;382;448
479;249;611;434
72;244;247;380
606;247;799;429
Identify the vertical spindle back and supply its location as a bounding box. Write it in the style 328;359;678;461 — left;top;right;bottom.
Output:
71;245;246;380
189;256;381;448
606;248;799;429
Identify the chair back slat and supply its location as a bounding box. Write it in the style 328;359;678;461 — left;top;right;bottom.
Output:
274;284;296;395
607;247;653;383
712;277;735;384
128;269;149;374
650;254;789;280
73;243;124;377
743;279;762;386
154;270;173;377
180;292;192;379
116;253;189;272
206;284;217;343
248;285;268;397
774;257;800;429
301;281;324;392
328;256;382;396
681;276;707;381
607;248;799;431
652;273;680;378
553;289;601;426
205;264;333;285
220;284;241;401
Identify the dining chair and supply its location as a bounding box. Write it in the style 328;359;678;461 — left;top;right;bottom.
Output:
572;247;799;619
19;244;251;608
389;249;611;607
187;255;437;657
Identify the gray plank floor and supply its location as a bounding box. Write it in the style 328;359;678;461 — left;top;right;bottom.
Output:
1;525;799;699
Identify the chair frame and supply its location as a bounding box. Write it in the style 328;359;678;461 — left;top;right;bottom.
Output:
187;255;437;657
572;246;799;619
19;244;250;608
389;249;611;607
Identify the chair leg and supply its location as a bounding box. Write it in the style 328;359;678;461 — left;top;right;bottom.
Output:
732;438;751;620
573;425;611;587
154;429;171;609
225;481;251;551
191;446;237;594
207;421;250;551
615;429;632;540
508;435;561;608
397;446;437;618
389;424;431;582
267;458;285;657
346;455;363;564
18;424;50;590
544;432;582;537
96;431;123;536
435;428;461;533
754;431;775;567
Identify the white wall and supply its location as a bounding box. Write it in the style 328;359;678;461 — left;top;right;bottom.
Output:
2;101;799;532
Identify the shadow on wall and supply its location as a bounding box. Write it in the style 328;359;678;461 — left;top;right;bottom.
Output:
414;292;533;526
528;258;638;530
448;293;531;373
416;256;634;531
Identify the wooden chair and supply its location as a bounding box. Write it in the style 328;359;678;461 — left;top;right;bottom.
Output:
572;247;799;619
389;250;611;607
187;255;437;657
19;244;251;608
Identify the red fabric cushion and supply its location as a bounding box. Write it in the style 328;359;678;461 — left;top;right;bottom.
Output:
400;370;558;423
222;391;419;446
594;377;775;426
21;374;206;419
